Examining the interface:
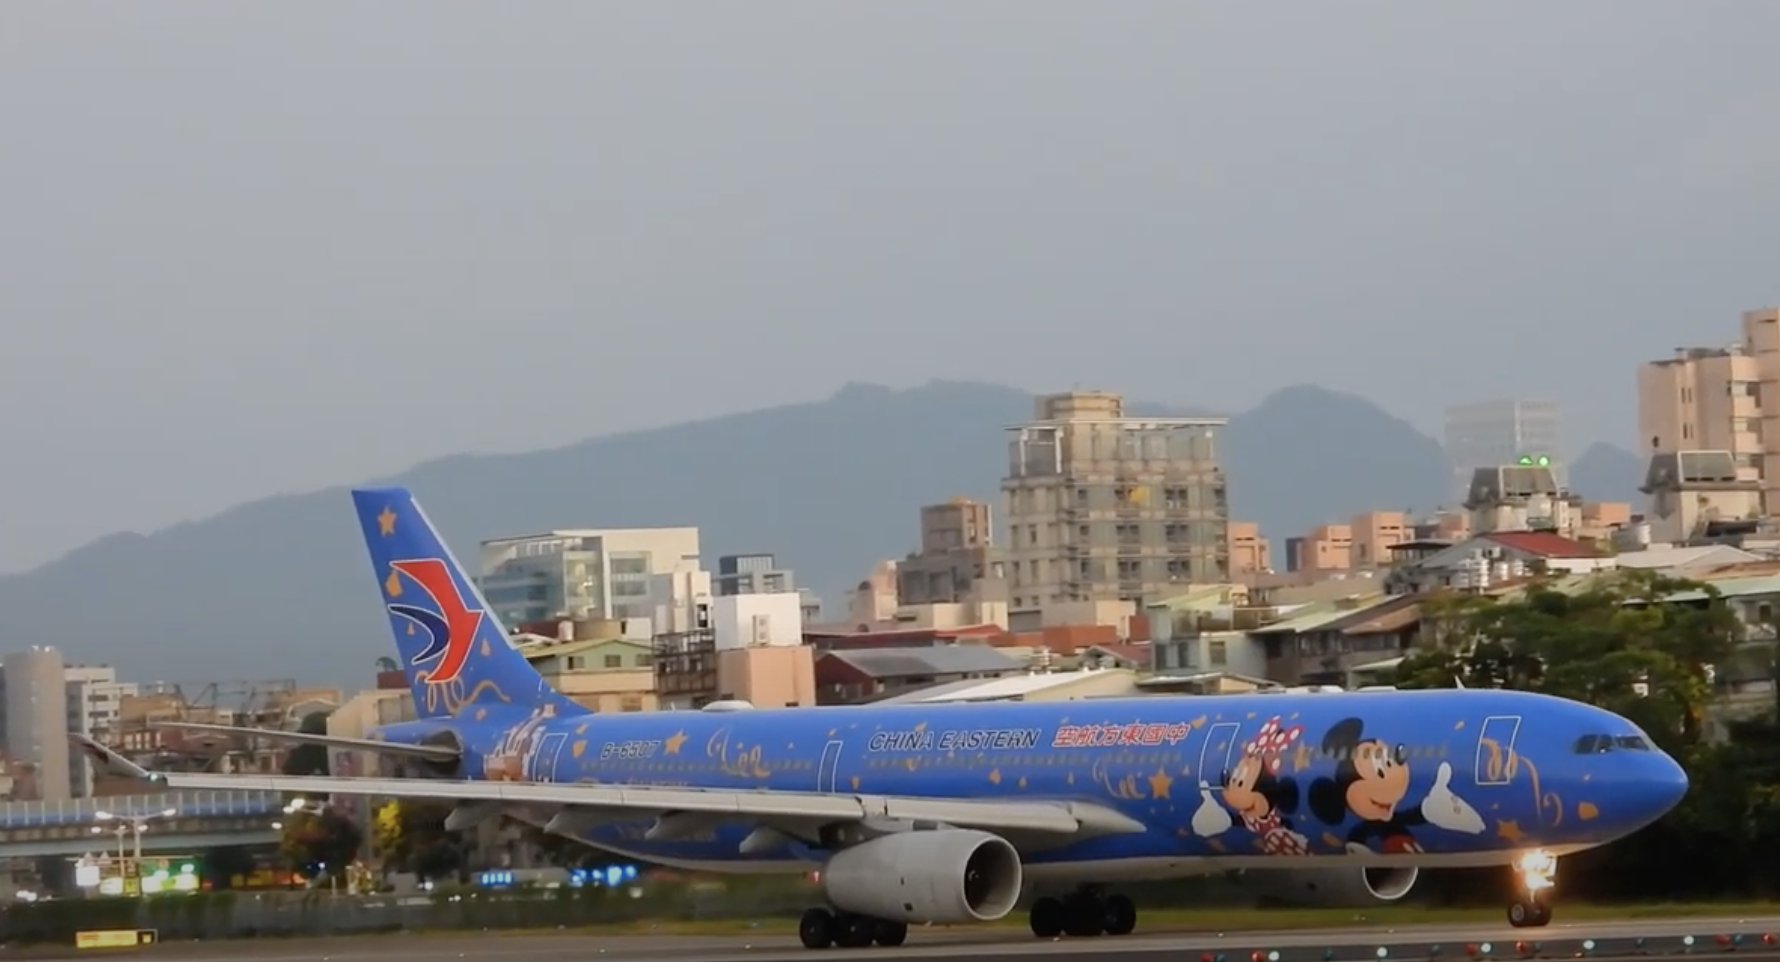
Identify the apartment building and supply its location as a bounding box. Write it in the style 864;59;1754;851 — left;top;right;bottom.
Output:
1001;391;1229;618
1226;521;1271;578
1444;399;1564;500
1638;307;1779;510
896;498;1007;606
477;527;707;634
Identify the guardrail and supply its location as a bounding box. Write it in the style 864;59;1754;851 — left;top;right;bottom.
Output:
0;791;284;829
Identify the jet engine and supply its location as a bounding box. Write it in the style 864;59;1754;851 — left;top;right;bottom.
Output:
1234;866;1420;906
820;829;1023;924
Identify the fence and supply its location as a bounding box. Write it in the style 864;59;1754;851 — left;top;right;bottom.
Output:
0;791;283;829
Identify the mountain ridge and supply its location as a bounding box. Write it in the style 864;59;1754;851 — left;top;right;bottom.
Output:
0;381;1640;687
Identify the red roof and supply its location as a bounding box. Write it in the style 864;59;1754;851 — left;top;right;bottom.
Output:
1481;531;1599;559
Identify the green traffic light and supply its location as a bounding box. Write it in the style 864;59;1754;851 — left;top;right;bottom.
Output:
1517;456;1533;465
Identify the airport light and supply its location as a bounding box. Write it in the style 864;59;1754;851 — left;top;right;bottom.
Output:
1515;454;1552;467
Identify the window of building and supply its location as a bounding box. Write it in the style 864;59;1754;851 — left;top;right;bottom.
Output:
609;555;649;575
1208;639;1227;667
604;654;623;668
634;653;652;667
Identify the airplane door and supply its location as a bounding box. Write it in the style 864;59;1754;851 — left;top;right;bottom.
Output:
817;740;844;793
531;733;569;782
1473;715;1522;787
1197;723;1242;788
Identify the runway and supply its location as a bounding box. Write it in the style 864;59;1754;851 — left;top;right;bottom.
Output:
28;916;1780;962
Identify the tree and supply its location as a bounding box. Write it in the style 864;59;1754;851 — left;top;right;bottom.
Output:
371;798;458;875
376;656;398;673
282;710;334;776
1394;570;1742;753
278;806;363;881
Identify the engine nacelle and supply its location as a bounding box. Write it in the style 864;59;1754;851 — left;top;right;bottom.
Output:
821;829;1023;924
1234;866;1419;906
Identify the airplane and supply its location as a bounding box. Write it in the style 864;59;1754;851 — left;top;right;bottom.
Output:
74;485;1690;949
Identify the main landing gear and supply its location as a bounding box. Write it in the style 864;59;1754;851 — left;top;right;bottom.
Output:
797;907;908;950
1028;886;1138;939
1507;850;1556;928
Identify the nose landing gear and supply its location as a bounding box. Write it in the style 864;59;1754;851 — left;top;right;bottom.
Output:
1506;850;1555;928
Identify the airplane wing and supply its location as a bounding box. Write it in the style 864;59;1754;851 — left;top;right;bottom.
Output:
147;721;459;762
71;733;1141;843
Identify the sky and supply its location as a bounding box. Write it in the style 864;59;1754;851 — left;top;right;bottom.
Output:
4;0;1780;576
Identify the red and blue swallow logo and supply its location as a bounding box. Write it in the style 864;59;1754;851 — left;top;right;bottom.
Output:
385;558;485;685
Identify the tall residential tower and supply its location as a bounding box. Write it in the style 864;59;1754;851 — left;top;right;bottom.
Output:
1001;391;1229;617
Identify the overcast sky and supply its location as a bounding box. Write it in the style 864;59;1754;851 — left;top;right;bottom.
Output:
4;0;1779;575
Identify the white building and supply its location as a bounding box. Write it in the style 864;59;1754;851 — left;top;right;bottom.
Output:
63;665;137;796
476;527;704;633
1444;399;1564;500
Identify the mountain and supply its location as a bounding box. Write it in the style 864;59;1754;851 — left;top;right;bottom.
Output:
0;381;1456;687
1569;442;1646;505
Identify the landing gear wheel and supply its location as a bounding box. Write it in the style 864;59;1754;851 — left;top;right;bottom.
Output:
799;907;835;949
1507;899;1552;928
873;920;908;947
1029;896;1066;938
834;913;876;949
1063;892;1105;937
1102;893;1137;936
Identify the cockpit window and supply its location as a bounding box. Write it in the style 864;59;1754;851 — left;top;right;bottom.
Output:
1572;733;1653;753
1572;734;1611;754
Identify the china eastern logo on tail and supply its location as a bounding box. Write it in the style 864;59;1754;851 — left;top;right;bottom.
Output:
384;558;485;685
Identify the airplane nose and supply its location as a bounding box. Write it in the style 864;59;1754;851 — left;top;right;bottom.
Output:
1634;751;1690;822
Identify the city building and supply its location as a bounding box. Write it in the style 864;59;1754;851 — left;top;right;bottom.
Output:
896;499;1007;607
812;646;1027;706
1443;399;1564;500
0;647;72;801
653;593;814;710
62;665;136;797
1638;449;1764;544
714;553;822;624
1001;390;1230;620
1638;307;1780;510
1226;521;1271;579
476;527;707;635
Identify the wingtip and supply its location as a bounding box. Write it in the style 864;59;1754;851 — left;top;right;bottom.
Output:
67;732;154;782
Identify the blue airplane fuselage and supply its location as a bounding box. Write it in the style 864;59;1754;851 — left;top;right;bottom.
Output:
375;686;1686;879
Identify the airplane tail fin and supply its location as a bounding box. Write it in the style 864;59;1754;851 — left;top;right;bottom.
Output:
350;486;578;721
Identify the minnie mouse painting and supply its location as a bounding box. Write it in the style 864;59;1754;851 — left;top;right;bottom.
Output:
1190;716;1311;855
1306;717;1485;854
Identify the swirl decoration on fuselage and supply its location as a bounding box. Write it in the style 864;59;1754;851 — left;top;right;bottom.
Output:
1479;736;1563;828
706;727;771;779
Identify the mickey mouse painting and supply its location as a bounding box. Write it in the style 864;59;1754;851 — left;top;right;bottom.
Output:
1189;716;1311;855
1307;717;1485;854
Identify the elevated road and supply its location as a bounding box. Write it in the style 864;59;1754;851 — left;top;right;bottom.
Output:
0;789;281;858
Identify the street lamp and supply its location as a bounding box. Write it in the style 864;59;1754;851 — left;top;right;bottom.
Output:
94;808;179;864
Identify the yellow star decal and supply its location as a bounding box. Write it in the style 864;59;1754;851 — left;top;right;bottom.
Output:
1495;819;1526;843
1577;802;1599;821
663;730;687;755
988;768;1002;784
384;569;403;597
377;506;397;536
1147;767;1175;799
